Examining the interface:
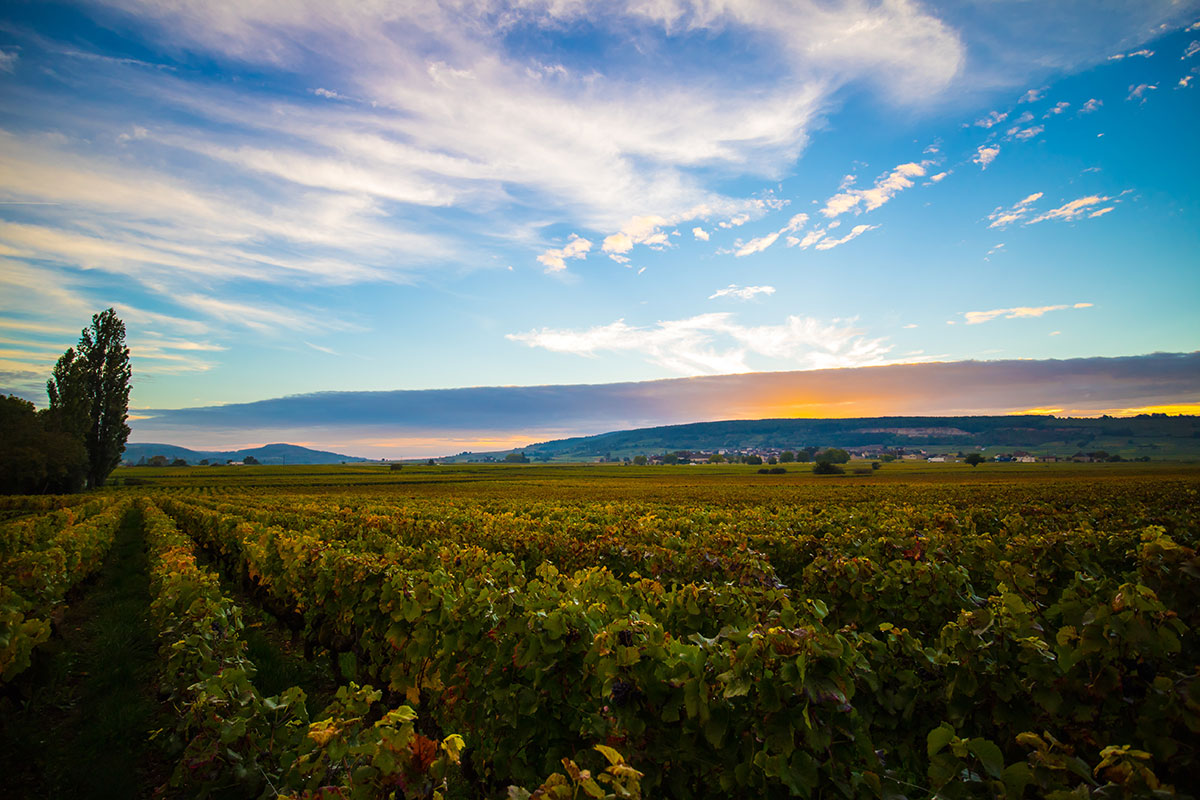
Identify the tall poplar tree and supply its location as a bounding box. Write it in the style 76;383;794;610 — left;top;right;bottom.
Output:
47;309;132;488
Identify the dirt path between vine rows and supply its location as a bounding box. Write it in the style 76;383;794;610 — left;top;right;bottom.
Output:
0;508;171;798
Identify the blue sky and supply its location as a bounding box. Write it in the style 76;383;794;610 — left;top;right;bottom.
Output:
1;1;1198;456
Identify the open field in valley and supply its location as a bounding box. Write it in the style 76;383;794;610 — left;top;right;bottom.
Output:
3;461;1198;798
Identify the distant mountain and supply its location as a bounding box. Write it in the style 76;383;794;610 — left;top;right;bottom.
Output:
440;415;1200;461
123;442;367;465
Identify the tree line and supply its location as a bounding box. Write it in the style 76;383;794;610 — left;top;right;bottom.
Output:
0;310;132;494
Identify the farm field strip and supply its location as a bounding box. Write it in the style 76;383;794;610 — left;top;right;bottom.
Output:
142;499;475;798
146;474;1200;798
0;497;129;683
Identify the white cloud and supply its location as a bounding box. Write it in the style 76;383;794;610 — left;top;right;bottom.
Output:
176;292;345;334
311;87;345;99
987;192;1043;228
507;312;894;374
1184;41;1200;59
987;192;1118;228
76;0;963;253
537;234;592;273
1179;75;1194;88
1080;98;1103;113
792;228;826;249
963;302;1092;325
927;171;949;183
820;162;926;218
603;215;670;254
973;145;1000;169
0;50;17;73
1043;101;1070;117
304;341;338;355
709;284;776;301
974;111;1008;128
1018;87;1045;103
1127;83;1158;101
735;231;781;257
731;212;808;257
1028;195;1112;224
814;223;877;250
1006;124;1044;141
1109;49;1154;60
692;226;709;241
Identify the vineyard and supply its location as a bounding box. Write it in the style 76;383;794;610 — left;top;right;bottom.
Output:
2;462;1198;798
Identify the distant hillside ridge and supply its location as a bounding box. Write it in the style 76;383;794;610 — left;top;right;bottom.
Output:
442;414;1200;461
123;442;367;465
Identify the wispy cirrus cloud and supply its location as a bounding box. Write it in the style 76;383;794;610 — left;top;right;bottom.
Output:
507;312;895;375
1128;83;1158;101
814;223;878;250
973;110;1008;128
820;162;927;218
1109;49;1155;60
1006;124;1044;141
988;192;1118;228
962;302;1093;325
709;284;775;301
734;213;808;257
1028;196;1115;223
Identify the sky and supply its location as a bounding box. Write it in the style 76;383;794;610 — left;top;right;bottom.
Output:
1;1;1198;457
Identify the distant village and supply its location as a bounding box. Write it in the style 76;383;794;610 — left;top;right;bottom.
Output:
458;445;1147;465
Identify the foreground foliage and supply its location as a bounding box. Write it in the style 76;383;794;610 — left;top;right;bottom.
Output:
137;469;1198;798
3;465;1197;797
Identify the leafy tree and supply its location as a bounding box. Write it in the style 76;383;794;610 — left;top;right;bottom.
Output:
148;455;169;467
815;448;850;464
779;451;795;463
504;452;529;463
766;455;777;465
965;453;985;467
632;455;647;466
46;309;132;488
0;395;88;493
744;454;763;465
243;455;260;465
812;461;844;475
170;458;188;467
707;454;724;463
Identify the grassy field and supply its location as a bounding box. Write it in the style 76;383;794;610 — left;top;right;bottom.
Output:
106;457;1200;492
